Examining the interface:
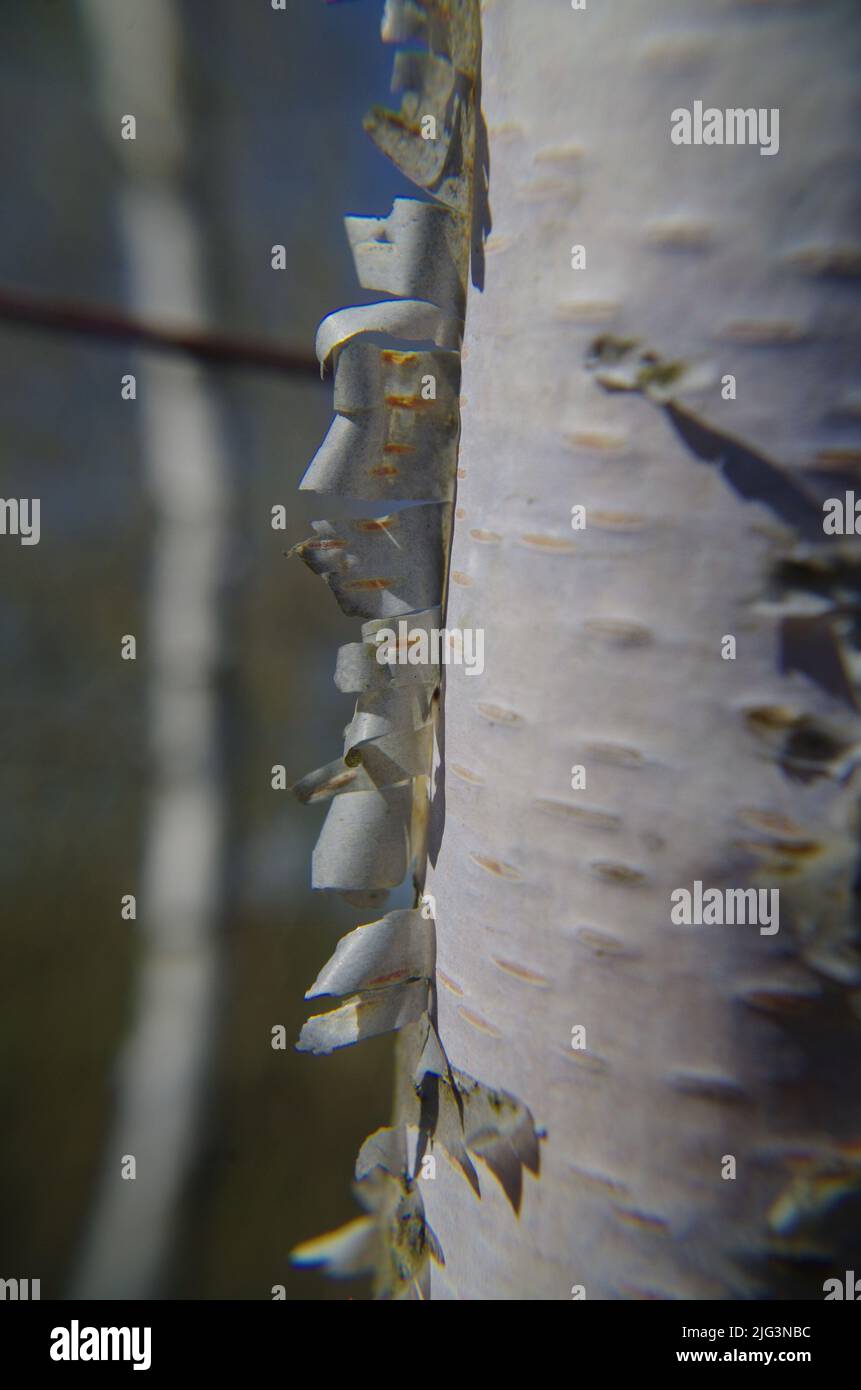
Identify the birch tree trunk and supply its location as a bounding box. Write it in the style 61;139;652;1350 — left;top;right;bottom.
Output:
73;0;229;1298
294;0;861;1300
420;0;861;1300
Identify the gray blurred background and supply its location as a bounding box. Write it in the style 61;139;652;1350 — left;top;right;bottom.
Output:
0;0;409;1299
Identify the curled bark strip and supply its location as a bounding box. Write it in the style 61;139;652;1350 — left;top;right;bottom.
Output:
290;0;540;1297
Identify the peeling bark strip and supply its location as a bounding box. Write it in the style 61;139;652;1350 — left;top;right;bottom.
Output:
290;0;538;1300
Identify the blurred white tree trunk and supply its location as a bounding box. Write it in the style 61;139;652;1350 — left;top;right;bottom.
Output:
74;0;228;1298
420;0;861;1299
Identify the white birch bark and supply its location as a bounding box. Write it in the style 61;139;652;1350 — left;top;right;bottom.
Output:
420;0;861;1300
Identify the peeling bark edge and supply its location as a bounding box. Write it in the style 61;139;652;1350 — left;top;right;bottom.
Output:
288;0;540;1300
